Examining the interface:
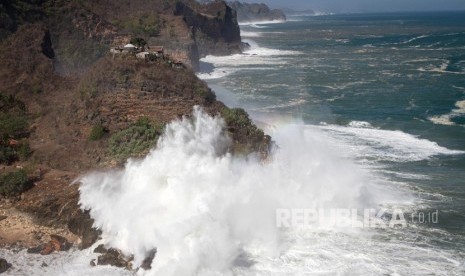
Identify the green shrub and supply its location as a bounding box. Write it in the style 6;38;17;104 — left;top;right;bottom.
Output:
195;87;216;103
0;169;32;197
108;121;164;160
0;145;17;164
135;117;151;127
0;93;29;164
221;108;252;127
17;142;31;161
221;107;265;140
0;113;28;141
130;37;147;48
89;124;107;141
32;85;42;94
0;94;28;140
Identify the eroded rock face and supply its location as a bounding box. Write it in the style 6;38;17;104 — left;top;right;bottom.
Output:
67;211;101;250
175;1;242;58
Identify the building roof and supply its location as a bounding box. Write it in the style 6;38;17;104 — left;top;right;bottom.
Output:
136;51;149;57
124;43;136;48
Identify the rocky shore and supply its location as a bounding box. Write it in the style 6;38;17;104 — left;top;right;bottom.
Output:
0;0;271;273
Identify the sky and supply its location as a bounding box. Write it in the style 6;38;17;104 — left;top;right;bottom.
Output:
240;0;465;13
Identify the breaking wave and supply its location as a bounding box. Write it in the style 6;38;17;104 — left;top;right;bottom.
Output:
77;107;400;275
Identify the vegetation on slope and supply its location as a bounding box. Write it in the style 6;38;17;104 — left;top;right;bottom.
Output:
0;169;33;197
0;93;30;164
0;0;270;250
108;118;164;160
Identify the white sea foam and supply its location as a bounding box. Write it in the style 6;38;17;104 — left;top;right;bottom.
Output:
197;39;302;80
348;120;373;128
401;34;430;45
318;81;372;91
76;107;407;275
239;20;285;27
196;68;238;80
429;100;465;126
452;85;465;92
0;247;131;276
429;114;455;126
240;31;262;37
3;109;464;275
251;99;307;111
314;123;464;163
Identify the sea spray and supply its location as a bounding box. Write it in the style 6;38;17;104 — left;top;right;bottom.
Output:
78;107;384;275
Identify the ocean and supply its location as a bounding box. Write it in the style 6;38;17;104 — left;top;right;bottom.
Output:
198;11;465;275
3;11;465;276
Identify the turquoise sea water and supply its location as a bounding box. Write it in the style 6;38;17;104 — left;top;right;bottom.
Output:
199;11;465;272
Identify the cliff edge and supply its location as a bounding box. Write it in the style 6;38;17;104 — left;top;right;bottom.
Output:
228;1;286;23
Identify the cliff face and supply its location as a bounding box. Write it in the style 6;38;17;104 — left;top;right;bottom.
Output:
174;1;242;61
0;0;244;72
228;1;286;23
0;0;270;251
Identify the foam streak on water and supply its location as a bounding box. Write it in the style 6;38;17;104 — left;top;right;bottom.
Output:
197;39;302;80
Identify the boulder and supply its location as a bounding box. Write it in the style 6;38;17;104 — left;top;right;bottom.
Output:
27;234;71;255
40;235;71;255
97;248;133;269
93;244;108;254
140;249;157;270
0;258;12;274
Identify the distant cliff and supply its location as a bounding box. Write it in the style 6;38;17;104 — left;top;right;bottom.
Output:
281;7;315;16
175;1;243;63
0;0;244;71
228;1;286;23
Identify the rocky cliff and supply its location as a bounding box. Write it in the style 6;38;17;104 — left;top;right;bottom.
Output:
0;0;270;256
0;0;245;72
175;1;243;59
228;1;286;23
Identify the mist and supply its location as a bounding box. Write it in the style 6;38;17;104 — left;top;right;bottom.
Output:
77;107;393;275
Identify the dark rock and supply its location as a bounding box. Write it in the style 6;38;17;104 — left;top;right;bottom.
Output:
41;29;55;59
0;258;12;274
67;210;101;249
140;248;157;270
41;262;48;267
174;1;242;60
27;245;43;254
97;248;133;269
50;234;72;251
0;215;6;222
28;234;72;255
90;259;96;267
93;244;108;254
40;240;59;255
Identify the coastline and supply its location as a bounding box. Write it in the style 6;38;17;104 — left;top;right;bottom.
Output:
0;19;275;272
3;9;465;275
